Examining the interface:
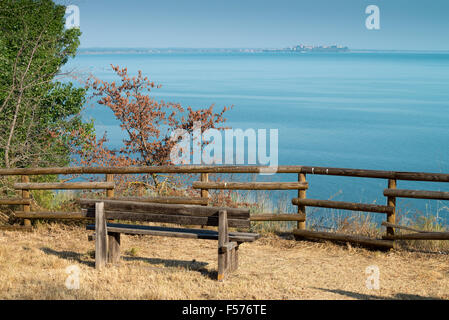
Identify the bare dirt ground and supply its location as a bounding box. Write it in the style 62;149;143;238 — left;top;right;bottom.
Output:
0;223;448;300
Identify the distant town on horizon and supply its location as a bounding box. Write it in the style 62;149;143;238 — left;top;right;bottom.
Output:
77;44;350;54
77;45;449;55
269;44;349;52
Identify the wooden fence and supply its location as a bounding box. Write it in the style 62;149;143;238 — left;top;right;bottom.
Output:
1;165;449;248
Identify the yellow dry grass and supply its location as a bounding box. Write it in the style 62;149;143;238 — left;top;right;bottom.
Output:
0;223;448;300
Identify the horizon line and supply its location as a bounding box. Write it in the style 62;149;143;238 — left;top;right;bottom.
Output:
77;47;449;52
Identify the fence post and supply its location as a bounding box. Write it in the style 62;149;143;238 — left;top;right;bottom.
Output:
297;173;307;230
106;174;114;198
200;173;209;205
21;175;31;227
386;179;397;237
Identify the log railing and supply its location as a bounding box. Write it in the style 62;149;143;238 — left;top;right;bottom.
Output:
1;165;449;247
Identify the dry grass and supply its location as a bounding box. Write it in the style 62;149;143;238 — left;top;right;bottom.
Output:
0;223;448;300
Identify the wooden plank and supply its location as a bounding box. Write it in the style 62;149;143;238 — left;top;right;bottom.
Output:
383;232;449;240
87;223;258;237
14;209;255;228
95;202;107;270
293;229;394;250
193;181;308;190
381;222;429;233
14;211;90;219
14;182;115;190
107;232;120;264
384;189;449;200
106;226;206;239
85;224;260;242
81;209;250;228
0;198;31;205
0;225;33;232
218;210;228;281
3;165;449;182
250;213;305;221
78;199;250;219
105;226;256;242
292;198;394;214
105;196;209;206
291;166;449;182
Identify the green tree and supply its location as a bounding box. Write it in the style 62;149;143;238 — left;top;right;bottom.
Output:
0;0;92;170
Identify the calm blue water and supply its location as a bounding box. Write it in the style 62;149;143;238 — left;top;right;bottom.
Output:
65;51;449;225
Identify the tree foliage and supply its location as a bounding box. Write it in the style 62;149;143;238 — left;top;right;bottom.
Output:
79;65;232;187
0;0;91;169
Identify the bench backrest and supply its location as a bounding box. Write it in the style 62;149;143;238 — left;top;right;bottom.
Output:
79;199;251;228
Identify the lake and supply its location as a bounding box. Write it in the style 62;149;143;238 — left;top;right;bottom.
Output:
65;51;449;225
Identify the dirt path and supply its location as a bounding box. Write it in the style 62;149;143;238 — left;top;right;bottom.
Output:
0;224;448;299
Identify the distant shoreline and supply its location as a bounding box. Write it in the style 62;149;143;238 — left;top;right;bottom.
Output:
77;48;449;55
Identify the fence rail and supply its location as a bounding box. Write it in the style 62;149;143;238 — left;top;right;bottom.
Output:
383;189;449;200
192;181;308;190
14;182;115;190
1;165;449;248
291;198;394;214
0;165;449;181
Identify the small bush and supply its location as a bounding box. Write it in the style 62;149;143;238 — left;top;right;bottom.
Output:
126;247;139;257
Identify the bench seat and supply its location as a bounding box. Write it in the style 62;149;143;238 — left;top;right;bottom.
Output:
80;199;258;280
86;223;259;242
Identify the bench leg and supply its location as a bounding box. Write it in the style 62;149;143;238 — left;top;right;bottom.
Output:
218;250;227;281
95;202;108;270
218;210;229;281
107;232;121;265
219;243;239;279
231;243;240;272
229;247;234;272
217;210;243;280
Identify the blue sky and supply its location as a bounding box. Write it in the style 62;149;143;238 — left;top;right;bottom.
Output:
61;0;449;50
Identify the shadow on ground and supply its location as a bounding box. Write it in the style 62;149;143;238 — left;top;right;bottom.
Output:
40;247;215;279
122;256;215;279
314;288;444;300
41;247;94;267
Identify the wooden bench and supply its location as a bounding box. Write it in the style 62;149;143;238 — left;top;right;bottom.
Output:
79;199;259;281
